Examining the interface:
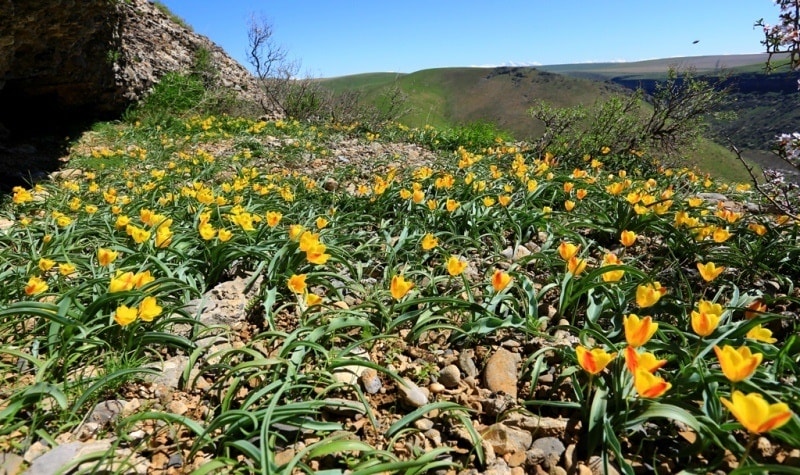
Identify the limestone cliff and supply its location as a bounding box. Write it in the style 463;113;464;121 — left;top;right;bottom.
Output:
0;0;276;133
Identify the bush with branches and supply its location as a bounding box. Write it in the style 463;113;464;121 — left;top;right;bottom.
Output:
529;67;729;175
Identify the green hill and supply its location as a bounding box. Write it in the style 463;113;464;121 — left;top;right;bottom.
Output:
318;54;798;183
319;67;626;140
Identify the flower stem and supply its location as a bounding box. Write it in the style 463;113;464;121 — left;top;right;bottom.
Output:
740;432;757;467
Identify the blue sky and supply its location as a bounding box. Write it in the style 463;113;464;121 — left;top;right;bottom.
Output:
160;1;777;78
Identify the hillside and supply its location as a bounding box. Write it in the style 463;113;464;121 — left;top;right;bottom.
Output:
319;67;626;140
320;54;799;183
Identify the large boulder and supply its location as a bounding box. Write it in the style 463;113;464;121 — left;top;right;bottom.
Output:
0;0;276;132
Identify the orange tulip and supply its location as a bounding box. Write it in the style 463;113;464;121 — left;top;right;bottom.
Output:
633;369;671;398
491;269;512;292
721;391;792;434
576;345;616;375
714;345;762;382
624;314;658;348
624;346;667;374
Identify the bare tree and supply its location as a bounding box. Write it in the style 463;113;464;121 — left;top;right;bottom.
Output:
246;14;321;119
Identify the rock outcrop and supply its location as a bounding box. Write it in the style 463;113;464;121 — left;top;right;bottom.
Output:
0;0;276;134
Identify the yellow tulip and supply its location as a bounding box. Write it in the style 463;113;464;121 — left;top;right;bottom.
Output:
133;270;155;289
390;274;414;300
288;224;305;240
714;345;762;382
24;276;49;296
601;253;625;282
113;305;138;326
746;324;777;344
218;228;233;242
287;274;307;294
137;296;162;322
266;211;283;228
498;195;512;207
306;242;331;265
558;242;579;260
697;262;725;282
421;233;438;250
38;258;56;272
97;248;118;266
720;391;792;434
620;230;637;247
691;301;722;337
199;222;217;240
315;216;329;229
492;269;512;292
636;282;665;308
575;345;616;375
624;346;667;374
446;256;467;277
446;199;460;212
58;263;76;276
624;314;658;348
305;293;323;307
745;300;767;320
299;231;320;252
155;226;173;248
109;271;137;293
567;256;587;276
564;200;576;211
634;369;671;398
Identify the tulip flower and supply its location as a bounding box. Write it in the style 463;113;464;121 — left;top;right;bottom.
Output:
266;211;282;228
636;282;665;308
492;269;512;292
697;262;725;282
287;274;307;294
567;256;587;276
288;224;305;240
601;253;625;283
390;275;414;300
137;296;162;322
306;242;331;265
38;258;56;272
24;276;49;296
97;248;118;266
218;228;233;242
745;300;767;320
714;345;762;382
113;305;138;326
558;242;579;260
624;346;667;374
315;217;329;229
133;270;155;289
720;391;792;434
109;271;137;293
421;233;438;250
305;293;323;307
58;263;76;276
634;369;671;398
691;301;722;337
446;256;467;277
299;231;321;252
624;314;658;348
576;345;616;375
746;324;777;344
198;222;216;240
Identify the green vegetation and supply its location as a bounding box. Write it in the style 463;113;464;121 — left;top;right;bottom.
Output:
152;1;193;31
2;70;800;472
